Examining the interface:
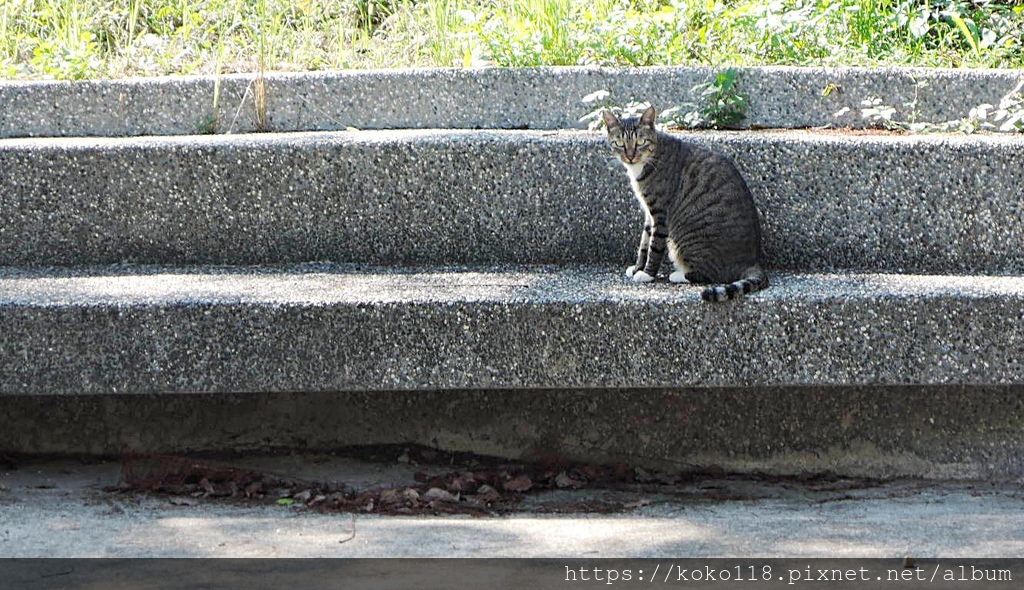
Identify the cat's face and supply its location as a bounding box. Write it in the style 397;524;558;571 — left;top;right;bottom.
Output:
602;106;658;167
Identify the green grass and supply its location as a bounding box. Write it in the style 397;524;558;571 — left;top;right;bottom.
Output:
1;0;1022;80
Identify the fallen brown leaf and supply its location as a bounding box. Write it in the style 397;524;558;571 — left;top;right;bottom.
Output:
476;484;499;498
378;489;399;506
199;477;215;495
423;487;459;503
503;475;533;493
555;471;582;489
624;498;652;509
634;467;656;483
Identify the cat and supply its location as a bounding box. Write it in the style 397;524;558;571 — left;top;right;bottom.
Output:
602;105;769;302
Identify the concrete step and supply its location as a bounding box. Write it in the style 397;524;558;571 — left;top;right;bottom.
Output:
2;264;1022;394
4;67;1023;482
1;66;1021;137
2;129;1022;272
2;264;1024;478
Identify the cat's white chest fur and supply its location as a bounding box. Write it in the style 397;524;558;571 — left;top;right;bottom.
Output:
624;161;646;181
624;163;650;219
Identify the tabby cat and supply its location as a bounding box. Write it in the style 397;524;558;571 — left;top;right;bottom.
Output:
602;105;769;302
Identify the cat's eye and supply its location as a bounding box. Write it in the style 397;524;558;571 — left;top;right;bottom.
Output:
636;138;650;147
611;139;625;148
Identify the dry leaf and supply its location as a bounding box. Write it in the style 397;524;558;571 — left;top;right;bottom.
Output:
199;477;215;495
634;467;655;483
503;475;533;492
476;484;499;496
244;481;263;498
555;471;582;489
379;489;399;506
169;496;198;506
423;487;459;502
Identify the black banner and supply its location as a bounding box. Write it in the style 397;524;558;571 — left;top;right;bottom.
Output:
2;559;1019;590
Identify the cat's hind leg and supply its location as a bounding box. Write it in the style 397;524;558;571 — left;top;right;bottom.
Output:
667;242;691;284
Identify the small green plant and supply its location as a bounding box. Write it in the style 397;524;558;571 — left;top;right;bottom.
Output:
671;69;747;130
859;97;902;130
858;79;1024;134
196;114;219;134
426;0;477;67
26;0;103;80
352;0;406;31
859;79;941;131
31;35;101;80
580;69;748;131
972;80;1024;132
579;90;646;130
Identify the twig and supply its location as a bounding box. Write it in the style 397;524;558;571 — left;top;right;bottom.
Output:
339;515;357;544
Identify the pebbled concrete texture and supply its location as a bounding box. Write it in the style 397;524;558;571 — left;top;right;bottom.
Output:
3;67;1024;485
1;66;1021;137
4;385;1024;479
2;265;1024;397
1;130;1022;272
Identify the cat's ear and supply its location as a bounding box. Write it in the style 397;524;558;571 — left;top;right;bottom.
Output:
640;105;657;128
601;110;622;131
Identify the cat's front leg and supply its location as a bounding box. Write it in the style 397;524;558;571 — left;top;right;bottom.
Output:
635;208;667;282
628;215;654;282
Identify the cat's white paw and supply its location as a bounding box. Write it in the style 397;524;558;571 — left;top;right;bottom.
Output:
669;270;690;284
631;270;654;283
626;265;637;278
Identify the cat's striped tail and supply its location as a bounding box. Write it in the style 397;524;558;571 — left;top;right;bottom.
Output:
700;274;769;303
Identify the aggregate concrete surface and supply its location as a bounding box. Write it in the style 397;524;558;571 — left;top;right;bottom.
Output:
3;266;1024;396
2;457;1024;558
2;130;1022;273
1;66;1021;137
